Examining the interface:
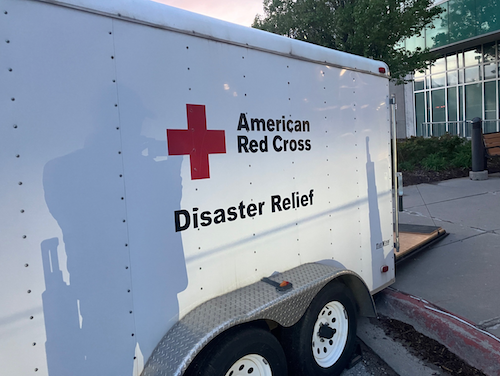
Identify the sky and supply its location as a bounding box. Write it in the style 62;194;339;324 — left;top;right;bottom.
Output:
153;0;264;27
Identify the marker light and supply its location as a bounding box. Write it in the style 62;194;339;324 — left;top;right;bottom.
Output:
381;265;389;273
379;67;386;74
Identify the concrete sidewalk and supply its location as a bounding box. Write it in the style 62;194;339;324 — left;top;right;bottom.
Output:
382;172;500;374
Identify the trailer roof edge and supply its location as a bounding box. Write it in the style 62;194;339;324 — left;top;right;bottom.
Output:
34;0;389;78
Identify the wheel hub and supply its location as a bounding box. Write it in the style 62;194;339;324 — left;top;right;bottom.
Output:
225;354;273;376
311;301;349;368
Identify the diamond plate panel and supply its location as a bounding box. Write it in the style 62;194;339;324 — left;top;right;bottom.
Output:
142;263;373;376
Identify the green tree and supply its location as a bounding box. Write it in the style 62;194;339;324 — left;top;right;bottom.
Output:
253;0;443;83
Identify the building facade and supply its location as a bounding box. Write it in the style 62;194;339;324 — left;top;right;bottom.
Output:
399;0;500;138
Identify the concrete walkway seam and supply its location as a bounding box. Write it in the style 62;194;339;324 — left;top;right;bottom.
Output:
376;288;500;376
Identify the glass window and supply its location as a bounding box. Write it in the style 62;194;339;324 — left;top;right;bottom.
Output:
414;77;424;91
426;91;431;122
431;73;446;88
431;57;446;73
458;69;464;84
432;89;446;123
465;83;482;120
447;71;458;86
459;86;464;121
484;42;496;62
464;47;482;66
447;87;458;122
415;92;426;136
405;34;425;53
458;51;464;68
484;63;496;80
465;66;482;83
426;4;447;49
484;81;496;120
446;54;457;70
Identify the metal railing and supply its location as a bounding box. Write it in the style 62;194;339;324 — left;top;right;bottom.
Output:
418;120;500;138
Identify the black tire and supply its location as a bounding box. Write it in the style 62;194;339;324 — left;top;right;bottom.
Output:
281;282;357;376
185;324;288;376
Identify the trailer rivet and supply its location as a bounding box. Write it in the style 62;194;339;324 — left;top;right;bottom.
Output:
27;290;31;293
125;266;129;269
9;68;12;72
111;56;114;59
131;333;134;336
118;151;121;154
35;368;38;372
25;264;29;267
127;289;130;293
20;209;24;213
22;235;27;238
30;316;34;319
6;39;10;43
11;97;15;101
129;311;132;314
125;243;128;246
116;127;119;130
16;154;20;158
122;219;126;223
33;342;36;346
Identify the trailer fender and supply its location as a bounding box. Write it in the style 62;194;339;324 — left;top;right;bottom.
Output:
142;262;375;376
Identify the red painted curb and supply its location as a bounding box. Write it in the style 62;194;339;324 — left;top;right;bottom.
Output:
377;288;500;376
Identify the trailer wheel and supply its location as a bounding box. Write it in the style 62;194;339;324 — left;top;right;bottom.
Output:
282;282;357;376
185;325;287;376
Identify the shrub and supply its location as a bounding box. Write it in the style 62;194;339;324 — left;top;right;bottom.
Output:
397;135;471;171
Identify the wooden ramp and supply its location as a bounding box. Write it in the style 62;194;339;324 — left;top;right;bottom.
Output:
395;224;448;263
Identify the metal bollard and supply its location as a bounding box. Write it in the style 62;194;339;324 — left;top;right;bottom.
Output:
470;117;488;180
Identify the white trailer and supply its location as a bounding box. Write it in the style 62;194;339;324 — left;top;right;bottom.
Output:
0;1;395;375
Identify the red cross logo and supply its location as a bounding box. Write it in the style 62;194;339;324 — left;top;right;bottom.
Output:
167;104;226;180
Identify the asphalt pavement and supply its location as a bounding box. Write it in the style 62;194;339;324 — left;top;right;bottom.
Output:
364;172;500;375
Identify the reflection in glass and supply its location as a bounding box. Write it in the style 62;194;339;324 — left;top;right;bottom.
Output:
459;86;464;121
432;89;446;123
484;81;496;120
464;47;482;66
426;91;431;122
465;83;482;120
414;77;424;91
431;57;446;73
484;63;496;80
405;34;425;53
447;71;458;86
484;42;496;62
431;73;446;88
446;54;457;70
415;92;425;136
465;66;482;83
458;51;464;68
458;69;464;84
447;87;458;122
